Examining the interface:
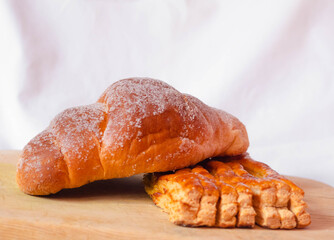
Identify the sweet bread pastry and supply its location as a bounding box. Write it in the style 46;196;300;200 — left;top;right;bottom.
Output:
191;166;238;227
230;154;311;228
17;78;249;195
144;154;311;229
144;166;239;227
223;160;295;229
144;169;209;226
204;161;256;228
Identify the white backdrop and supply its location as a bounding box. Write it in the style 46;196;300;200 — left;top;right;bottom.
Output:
0;0;333;186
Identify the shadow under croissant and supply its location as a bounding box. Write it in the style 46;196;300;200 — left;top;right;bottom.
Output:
37;174;148;200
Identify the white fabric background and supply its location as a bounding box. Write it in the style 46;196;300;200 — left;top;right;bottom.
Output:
0;0;333;186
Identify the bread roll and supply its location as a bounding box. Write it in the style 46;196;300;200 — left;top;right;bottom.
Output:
16;78;249;195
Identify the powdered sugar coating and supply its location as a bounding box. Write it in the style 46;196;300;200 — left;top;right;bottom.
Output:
48;103;106;181
18;130;61;173
98;78;205;151
50;103;106;141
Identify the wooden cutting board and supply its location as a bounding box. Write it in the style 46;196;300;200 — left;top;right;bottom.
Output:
1;150;334;240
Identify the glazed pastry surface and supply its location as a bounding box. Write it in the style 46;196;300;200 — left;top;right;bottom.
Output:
144;154;311;229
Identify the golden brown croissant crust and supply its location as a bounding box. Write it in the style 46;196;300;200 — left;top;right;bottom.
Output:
144;154;311;229
17;78;249;195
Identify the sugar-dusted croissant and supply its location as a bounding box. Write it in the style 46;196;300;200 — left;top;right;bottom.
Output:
17;78;249;195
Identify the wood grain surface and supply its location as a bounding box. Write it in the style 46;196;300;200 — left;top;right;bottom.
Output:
1;150;334;240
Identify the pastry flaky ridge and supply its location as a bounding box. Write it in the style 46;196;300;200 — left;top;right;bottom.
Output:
17;78;249;195
144;154;311;229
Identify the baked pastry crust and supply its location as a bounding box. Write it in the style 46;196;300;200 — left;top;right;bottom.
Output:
231;153;311;228
144;167;238;227
205;161;256;228
144;154;311;229
17;78;249;195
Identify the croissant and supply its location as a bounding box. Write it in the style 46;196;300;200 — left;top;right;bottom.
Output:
16;78;249;195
